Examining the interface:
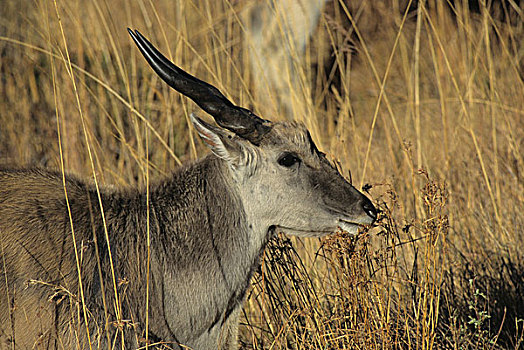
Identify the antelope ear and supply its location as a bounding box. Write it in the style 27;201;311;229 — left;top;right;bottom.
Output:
190;113;245;166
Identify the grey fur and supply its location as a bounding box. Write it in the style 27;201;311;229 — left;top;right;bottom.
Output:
0;51;376;350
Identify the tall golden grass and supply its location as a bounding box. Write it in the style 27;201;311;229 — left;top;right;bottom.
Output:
0;0;522;348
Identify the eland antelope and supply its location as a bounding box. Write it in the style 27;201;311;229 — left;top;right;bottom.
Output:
0;29;376;349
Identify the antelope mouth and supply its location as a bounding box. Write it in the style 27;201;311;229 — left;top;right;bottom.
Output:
327;207;373;234
337;218;370;235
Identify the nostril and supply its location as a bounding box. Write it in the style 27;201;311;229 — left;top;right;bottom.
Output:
362;198;377;220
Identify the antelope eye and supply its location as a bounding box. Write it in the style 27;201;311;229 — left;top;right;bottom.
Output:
278;153;300;167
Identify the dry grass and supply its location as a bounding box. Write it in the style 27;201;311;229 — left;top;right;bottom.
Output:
1;0;523;348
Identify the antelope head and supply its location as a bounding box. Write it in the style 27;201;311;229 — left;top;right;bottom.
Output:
128;29;377;237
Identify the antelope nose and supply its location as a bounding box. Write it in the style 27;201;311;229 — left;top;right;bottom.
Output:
362;198;377;221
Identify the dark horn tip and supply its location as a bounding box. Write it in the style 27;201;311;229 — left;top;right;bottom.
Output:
128;28;146;43
127;28;142;42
